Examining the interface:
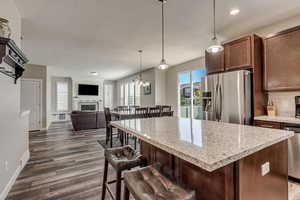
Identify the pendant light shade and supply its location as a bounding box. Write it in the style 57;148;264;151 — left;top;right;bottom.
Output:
158;0;169;70
206;0;223;53
207;37;224;53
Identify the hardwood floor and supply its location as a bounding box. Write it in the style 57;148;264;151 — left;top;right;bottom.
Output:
6;122;113;200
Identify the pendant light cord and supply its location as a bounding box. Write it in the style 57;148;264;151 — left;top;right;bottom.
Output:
161;0;165;60
139;50;142;80
213;0;216;40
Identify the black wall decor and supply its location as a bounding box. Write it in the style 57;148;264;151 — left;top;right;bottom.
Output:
144;84;151;95
0;37;29;83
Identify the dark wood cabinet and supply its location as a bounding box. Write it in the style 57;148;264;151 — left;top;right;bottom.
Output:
254;120;281;129
264;26;300;91
224;36;252;70
205;50;224;74
224;35;265;116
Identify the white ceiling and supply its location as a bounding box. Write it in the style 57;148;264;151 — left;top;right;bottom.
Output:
15;0;300;80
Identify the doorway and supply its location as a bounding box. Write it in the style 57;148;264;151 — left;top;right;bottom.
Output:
21;79;42;131
178;69;207;119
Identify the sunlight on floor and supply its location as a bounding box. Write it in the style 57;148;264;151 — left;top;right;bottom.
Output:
290;181;300;200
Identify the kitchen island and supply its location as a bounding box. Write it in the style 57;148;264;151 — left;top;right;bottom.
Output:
111;117;294;200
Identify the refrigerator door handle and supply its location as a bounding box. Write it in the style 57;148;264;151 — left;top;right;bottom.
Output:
219;84;223;120
214;83;219;121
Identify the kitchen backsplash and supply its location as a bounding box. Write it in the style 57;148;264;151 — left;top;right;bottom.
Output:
268;91;300;117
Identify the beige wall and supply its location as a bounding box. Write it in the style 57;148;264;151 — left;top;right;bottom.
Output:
0;0;29;198
22;64;47;128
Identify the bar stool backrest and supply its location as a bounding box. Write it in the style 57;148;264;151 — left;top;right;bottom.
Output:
135;107;148;118
148;107;161;118
104;107;112;127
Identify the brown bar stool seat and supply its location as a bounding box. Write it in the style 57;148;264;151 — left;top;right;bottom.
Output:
101;145;146;200
123;165;196;200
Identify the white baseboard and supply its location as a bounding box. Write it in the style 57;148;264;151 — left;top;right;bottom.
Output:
0;150;30;200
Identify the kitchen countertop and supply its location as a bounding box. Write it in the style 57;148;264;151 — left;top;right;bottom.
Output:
254;115;300;125
111;117;293;172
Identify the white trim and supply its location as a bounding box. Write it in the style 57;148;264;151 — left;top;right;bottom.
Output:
21;78;43;130
0;150;30;200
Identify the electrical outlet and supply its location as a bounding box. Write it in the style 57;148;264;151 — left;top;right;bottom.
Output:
261;162;270;176
5;161;8;171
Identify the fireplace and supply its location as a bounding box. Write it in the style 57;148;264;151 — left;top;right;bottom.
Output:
81;104;97;111
78;101;99;111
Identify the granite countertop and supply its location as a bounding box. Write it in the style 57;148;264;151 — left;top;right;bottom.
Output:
111;117;293;172
254;115;300;125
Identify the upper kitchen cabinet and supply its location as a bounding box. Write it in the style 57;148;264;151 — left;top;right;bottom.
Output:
264;26;300;91
205;50;224;74
224;34;265;116
224;35;253;70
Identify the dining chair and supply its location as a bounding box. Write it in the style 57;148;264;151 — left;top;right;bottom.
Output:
148;107;161;118
135;107;148;118
161;105;172;116
104;107;119;147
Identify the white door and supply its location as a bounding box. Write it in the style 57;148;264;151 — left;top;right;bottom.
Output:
104;84;113;108
21;79;42;131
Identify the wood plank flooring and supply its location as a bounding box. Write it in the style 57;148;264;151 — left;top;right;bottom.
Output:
6;122;113;200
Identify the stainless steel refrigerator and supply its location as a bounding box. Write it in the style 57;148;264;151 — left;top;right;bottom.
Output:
201;70;252;125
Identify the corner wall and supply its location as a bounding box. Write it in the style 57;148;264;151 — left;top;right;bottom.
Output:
0;0;29;198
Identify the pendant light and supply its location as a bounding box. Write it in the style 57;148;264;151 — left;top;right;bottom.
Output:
206;0;224;53
134;50;150;87
158;0;169;70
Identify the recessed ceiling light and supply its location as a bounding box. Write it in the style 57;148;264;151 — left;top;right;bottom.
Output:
230;9;240;16
90;72;98;76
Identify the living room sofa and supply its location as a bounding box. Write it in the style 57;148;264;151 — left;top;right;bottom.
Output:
71;111;106;131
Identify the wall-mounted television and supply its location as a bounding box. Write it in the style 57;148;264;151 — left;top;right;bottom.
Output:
78;84;99;96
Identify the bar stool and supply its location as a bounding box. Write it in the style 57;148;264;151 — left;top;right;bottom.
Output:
101;145;146;200
123;165;196;200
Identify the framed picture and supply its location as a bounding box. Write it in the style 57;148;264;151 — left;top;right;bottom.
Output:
144;84;151;95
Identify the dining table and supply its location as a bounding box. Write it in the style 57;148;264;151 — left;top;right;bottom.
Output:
111;110;173;120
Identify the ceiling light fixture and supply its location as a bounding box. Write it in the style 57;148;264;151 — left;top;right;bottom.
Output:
134;50;150;87
206;0;224;54
90;72;98;76
158;0;169;70
230;8;240;16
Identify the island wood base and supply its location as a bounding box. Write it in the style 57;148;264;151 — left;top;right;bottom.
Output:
140;140;288;200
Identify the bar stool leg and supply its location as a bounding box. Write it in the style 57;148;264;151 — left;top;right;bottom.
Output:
116;170;122;200
101;159;108;200
134;137;137;150
123;184;130;200
110;127;113;148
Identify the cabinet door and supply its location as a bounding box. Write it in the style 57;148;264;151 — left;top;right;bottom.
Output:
264;27;300;91
254;120;281;129
205;50;224;74
224;36;252;70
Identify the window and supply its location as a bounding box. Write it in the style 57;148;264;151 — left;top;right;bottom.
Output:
120;84;124;106
56;81;69;111
128;82;135;106
178;69;207;119
104;84;113;108
124;83;129;106
119;81;141;106
135;83;141;106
